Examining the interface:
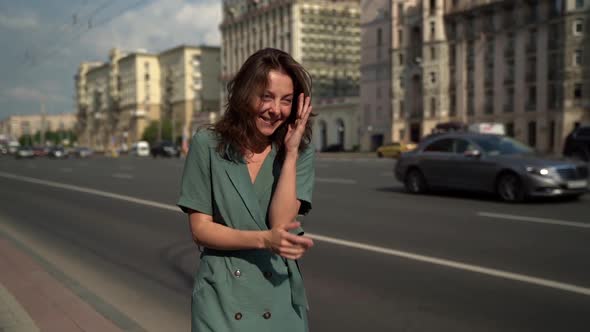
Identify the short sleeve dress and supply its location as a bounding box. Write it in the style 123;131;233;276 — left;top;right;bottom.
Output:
177;129;315;332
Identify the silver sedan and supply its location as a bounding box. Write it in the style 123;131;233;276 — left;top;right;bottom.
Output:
394;133;589;202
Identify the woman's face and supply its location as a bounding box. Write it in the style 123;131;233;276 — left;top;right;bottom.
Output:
251;70;294;137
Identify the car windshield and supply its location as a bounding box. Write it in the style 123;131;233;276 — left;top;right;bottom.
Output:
470;136;533;156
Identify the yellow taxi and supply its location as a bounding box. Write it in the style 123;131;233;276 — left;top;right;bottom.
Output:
376;142;416;158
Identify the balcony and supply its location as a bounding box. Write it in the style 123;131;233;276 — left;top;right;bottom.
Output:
504;75;514;84
526;43;536;55
526;72;537;83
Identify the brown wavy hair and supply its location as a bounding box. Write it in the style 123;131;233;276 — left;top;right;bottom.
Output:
212;48;313;161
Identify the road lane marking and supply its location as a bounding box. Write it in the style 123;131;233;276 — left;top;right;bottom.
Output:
477;212;590;229
112;173;134;180
307;234;590;297
316;177;357;184
0;171;176;212
1;171;590;297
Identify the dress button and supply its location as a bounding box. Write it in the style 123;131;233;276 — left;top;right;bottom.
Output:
234;312;243;320
263;311;271;319
263;271;272;279
234;269;241;278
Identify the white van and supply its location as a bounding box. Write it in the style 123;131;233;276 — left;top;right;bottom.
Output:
130;141;150;157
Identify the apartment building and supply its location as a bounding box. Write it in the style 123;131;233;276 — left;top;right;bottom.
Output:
220;0;361;151
389;0;589;154
76;46;220;151
0;113;76;141
360;0;393;150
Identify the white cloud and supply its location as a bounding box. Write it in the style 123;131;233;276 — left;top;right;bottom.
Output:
4;86;66;103
84;0;222;57
0;12;39;30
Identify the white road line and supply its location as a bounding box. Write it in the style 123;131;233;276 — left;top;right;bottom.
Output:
112;173;134;180
307;234;590;297
60;168;73;173
1;171;590;297
0;171;175;211
477;212;590;229
316;177;357;184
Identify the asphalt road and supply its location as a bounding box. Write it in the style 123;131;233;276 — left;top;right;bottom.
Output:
1;154;589;331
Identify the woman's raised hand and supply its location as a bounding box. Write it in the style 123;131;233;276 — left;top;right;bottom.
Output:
284;93;312;155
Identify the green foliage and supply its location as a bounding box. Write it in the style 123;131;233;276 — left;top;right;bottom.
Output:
19;130;77;146
142;119;172;144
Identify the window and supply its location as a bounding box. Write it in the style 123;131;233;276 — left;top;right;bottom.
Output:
574;19;584;36
450;93;456;116
430;97;436;117
574;49;583;66
377;28;383;46
528;85;537;110
574;83;583;99
399;100;405;117
430;72;437;84
398;29;403;45
431;47;436;60
399;53;404;65
549;121;556;149
528;121;537;147
400;74;405;88
505;122;514;137
576;0;585;9
430;22;436;40
454;139;477;154
430;0;436;16
376;87;381;99
398;3;404;23
424;138;454;153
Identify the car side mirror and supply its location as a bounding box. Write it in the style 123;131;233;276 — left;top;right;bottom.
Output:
464;149;481;158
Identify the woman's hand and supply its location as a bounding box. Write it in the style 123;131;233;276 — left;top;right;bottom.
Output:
284;93;312;156
264;221;314;260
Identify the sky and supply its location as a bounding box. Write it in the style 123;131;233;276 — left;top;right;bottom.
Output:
0;0;222;119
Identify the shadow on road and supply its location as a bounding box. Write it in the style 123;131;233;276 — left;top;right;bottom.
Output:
375;186;585;205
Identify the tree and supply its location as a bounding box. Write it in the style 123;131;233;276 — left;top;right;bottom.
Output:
19;130;77;146
142;119;173;144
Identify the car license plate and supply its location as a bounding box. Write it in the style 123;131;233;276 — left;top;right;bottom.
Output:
567;180;588;189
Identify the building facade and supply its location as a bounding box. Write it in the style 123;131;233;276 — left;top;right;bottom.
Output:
389;0;589;154
0;113;76;141
220;0;362;151
76;46;220;152
360;0;393;151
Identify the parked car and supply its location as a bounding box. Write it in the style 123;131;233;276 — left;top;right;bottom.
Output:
150;141;180;158
376;142;416;158
32;146;50;157
74;147;93;158
48;146;69;158
563;125;590;162
130;141;150;157
15;146;35;159
395;132;589;202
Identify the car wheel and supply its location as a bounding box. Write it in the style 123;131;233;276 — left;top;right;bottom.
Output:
496;172;525;203
404;169;428;194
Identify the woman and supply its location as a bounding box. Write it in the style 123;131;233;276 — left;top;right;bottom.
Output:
178;48;315;331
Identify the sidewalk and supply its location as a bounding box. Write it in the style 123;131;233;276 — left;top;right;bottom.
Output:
0;237;123;332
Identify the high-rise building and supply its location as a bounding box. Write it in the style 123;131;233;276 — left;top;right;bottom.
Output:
76;46;220;152
360;0;393;151
220;0;362;151
388;0;589;154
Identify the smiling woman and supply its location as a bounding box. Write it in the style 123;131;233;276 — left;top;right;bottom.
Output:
178;48;316;332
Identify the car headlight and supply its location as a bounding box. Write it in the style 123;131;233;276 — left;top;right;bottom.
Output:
525;166;551;176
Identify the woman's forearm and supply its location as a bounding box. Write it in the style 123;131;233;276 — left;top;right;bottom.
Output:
189;213;268;250
268;153;299;228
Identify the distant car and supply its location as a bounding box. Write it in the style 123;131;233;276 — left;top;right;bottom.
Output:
376;142;416;158
395;133;589;202
0;144;7;155
15;146;35;159
130;141;150;157
74;147;93;158
48;146;69;158
563;125;590;162
150;141;180;158
32;146;49;157
321;144;344;152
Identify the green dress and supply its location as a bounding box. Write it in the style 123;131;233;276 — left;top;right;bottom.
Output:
177;130;315;332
